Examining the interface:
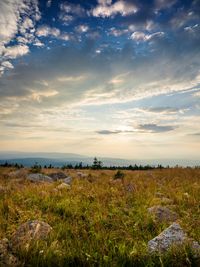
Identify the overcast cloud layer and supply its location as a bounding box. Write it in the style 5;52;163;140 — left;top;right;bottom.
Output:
0;0;200;161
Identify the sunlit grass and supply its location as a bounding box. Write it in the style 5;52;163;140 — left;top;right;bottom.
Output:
0;167;199;266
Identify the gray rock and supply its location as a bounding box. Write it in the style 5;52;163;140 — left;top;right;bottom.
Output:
148;206;178;222
148;223;186;253
11;220;52;251
27;173;53;183
63;176;72;185
148;223;200;257
0;238;20;266
49;172;68;181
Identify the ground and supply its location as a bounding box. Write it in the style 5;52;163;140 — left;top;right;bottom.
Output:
0;167;200;266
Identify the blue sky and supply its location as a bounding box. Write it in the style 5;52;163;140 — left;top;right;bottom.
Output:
0;0;200;160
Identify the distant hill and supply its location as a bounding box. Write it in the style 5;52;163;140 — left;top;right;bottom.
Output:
0;152;199;167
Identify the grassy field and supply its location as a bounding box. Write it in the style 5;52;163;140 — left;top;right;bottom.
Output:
0;167;200;266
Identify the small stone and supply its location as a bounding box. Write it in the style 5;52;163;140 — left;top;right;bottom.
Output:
63;176;72;185
148;206;178;222
27;173;53;183
11;220;52;251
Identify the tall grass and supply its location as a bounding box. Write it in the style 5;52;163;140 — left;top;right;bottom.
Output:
0;167;199;266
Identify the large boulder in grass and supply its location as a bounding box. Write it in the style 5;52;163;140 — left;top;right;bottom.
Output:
148;223;186;253
49;172;68;181
27;173;53;183
148;223;200;257
0;238;20;266
11;220;52;251
148;206;178;222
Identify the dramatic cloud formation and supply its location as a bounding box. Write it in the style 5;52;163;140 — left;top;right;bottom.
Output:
0;0;199;161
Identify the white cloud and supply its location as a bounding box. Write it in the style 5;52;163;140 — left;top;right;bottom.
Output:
60;2;85;16
109;27;128;37
0;0;41;74
59;14;74;25
1;61;14;69
36;25;71;42
75;25;89;33
33;39;44;47
36;25;60;37
92;0;138;18
130;31;164;42
4;44;29;59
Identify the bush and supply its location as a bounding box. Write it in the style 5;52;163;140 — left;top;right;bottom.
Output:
114;170;125;180
30;162;42;173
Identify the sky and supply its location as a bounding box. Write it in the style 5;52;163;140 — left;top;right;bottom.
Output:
0;0;200;161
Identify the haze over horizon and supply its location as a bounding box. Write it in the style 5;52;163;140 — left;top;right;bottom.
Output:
0;0;200;162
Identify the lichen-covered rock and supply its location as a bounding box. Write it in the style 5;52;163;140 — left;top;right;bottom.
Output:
11;220;52;251
0;238;20;266
148;223;186;253
148;223;200;257
57;183;71;190
49;172;68;181
27;173;53;183
148;206;178;222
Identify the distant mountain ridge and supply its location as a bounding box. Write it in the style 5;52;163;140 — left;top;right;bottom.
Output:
0;152;199;167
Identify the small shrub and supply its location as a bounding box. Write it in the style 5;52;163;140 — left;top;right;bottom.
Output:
114;170;125;180
30;162;42;173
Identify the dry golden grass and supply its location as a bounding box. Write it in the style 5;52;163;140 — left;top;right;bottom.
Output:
0;167;200;266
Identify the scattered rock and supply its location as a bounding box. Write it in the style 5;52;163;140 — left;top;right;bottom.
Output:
77;172;87;178
148;206;178;222
0;238;20;266
11;220;52;251
148;223;186;253
49;172;68;181
148;223;200;257
57;183;71;190
63;176;72;185
27;173;53;183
